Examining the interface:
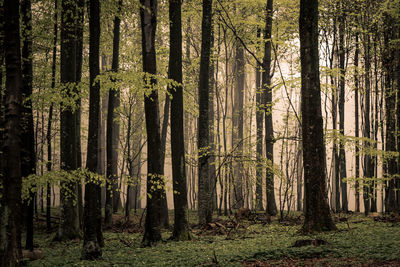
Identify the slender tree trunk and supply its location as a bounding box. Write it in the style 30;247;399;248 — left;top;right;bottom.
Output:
338;4;348;212
363;22;372;216
2;0;23;264
21;0;36;251
105;0;122;226
140;0;163;246
76;0;84;228
232;40;245;209
354;31;360;212
197;0;213;225
169;0;190;240
255;28;264;211
159;94;170;228
300;0;336;232
58;0;80;241
263;0;277;216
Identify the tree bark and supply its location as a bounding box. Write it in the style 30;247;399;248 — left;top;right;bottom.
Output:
198;0;213;225
140;0;163;246
159;94;170;228
354;31;360;212
255;28;264;211
105;0;122;227
263;0;277;216
21;0;36;251
338;3;348;212
300;0;336;232
168;0;190;240
58;0;80;241
2;0;23;264
82;0;103;259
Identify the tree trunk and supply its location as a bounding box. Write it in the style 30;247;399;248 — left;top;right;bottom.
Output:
82;0;103;259
362;23;372;216
255;28;264;211
105;0;122;226
140;0;163;246
168;0;190;240
2;0;23;264
354;31;360;212
21;0;36;251
300;0;336;232
159;94;170;228
58;0;80;241
197;0;213;225
263;0;277;216
76;0;84;228
338;4;348;212
383;14;397;213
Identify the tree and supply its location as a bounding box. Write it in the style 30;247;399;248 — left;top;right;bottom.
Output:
198;0;213;225
299;0;336;232
46;0;58;232
20;0;36;251
255;27;264;211
169;0;190;241
82;0;103;259
263;0;277;216
140;0;164;246
58;0;80;240
105;0;122;227
337;0;348;212
2;0;23;264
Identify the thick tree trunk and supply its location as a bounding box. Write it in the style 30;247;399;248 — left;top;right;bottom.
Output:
21;0;36;251
169;0;190;240
198;0;213;225
383;15;397;213
105;0;122;226
140;0;164;246
300;0;336;232
263;0;277;216
82;0;103;259
2;0;23;264
0;0;6;257
58;0;80;241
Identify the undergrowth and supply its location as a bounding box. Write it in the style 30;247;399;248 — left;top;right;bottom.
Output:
26;212;400;266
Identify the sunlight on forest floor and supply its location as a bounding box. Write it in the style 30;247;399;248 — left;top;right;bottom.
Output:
26;211;400;266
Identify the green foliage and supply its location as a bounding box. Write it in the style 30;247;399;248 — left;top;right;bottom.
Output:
26;214;400;266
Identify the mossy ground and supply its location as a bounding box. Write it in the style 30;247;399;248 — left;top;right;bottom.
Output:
25;211;400;266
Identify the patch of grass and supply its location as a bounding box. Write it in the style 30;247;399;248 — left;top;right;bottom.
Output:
27;213;400;266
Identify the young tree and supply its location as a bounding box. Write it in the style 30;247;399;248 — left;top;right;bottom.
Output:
2;0;23;264
82;0;103;259
169;0;190;241
105;0;122;227
198;0;213;225
263;0;277;216
299;0;336;232
337;0;348;212
140;0;164;246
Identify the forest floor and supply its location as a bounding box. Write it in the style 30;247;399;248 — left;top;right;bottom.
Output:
24;210;400;266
